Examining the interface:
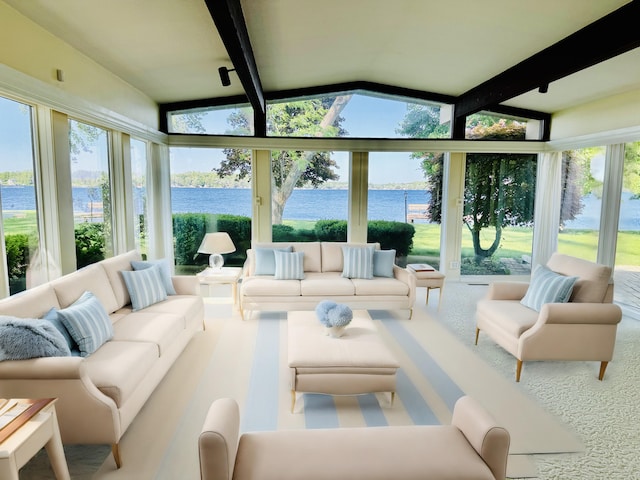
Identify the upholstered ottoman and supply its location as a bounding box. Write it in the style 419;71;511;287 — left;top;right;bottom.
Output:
287;310;400;412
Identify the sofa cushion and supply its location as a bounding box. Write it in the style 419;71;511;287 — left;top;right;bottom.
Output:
274;251;305;280
321;242;380;272
373;249;396;278
241;277;301;296
546;253;612;303
52;264;119;313
83;340;158;408
351;277;409;296
57;291;114;357
300;272;355;296
99;250;142;309
520;264;578;312
139;295;204;330
121;265;168;311
477;299;539;337
0;283;61;319
112;311;184;356
255;242;322;273
341;245;375;279
131;258;177;295
254;246;293;275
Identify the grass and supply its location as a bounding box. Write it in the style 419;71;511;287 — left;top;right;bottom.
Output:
2;211;38;235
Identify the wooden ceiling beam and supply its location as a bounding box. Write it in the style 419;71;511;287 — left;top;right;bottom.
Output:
204;0;266;136
454;0;640;125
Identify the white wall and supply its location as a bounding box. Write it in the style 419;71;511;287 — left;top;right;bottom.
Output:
0;1;158;130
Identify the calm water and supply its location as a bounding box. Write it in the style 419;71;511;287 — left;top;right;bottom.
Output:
1;185;639;229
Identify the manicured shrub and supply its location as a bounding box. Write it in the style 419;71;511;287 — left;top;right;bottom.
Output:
367;220;415;257
315;220;347;241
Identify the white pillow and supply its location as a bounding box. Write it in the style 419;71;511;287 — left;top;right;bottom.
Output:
521;265;578;312
341;245;375;279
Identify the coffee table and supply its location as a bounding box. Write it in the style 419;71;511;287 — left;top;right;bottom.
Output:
287;310;400;412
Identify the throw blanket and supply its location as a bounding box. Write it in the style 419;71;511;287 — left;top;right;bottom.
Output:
0;316;71;361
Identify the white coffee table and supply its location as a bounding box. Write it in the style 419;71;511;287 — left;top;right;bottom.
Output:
287;310;399;412
196;266;243;305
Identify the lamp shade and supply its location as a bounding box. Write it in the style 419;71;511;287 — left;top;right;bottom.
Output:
197;232;236;255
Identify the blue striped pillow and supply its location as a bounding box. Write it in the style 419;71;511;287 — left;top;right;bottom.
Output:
131;259;176;295
341;245;375;279
273;251;305;280
521;265;578;312
58;291;114;357
121;264;167;311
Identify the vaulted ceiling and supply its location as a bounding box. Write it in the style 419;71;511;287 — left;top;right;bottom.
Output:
6;0;640;135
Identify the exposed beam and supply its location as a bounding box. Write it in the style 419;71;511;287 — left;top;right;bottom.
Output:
204;0;266;136
454;0;640;122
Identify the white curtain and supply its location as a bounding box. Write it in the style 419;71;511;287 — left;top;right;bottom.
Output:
532;151;562;268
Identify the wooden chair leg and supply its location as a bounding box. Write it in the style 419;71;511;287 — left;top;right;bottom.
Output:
425;287;430;304
516;359;523;382
474;328;480;345
598;361;609;381
112;443;122;468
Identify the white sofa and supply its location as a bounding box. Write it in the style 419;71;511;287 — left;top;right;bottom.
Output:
0;250;204;467
199;396;510;480
240;242;416;318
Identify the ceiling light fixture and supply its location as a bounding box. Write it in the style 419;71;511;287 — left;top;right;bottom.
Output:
538;83;549;94
218;66;235;87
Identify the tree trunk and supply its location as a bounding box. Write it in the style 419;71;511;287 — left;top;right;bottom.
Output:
271;95;353;224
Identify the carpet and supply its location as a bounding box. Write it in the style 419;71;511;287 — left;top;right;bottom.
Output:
19;288;592;479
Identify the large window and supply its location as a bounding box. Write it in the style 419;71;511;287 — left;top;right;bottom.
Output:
69;119;113;267
130;138;148;257
0;96;41;295
557;147;605;263
167;104;253;135
170;147;252;273
368;152;441;267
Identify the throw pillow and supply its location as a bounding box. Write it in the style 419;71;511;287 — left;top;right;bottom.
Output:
373;249;396;278
273;250;305;280
131;258;177;295
0;316;71;360
521;265;579;312
121;264;168;311
57;291;114;357
341;245;375;279
254;246;293;275
43;308;81;355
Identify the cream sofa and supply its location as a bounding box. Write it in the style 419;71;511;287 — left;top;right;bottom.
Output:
240;242;416;318
0;250;204;467
199;396;510;480
475;253;622;381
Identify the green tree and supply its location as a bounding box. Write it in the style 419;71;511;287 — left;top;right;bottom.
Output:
215;96;352;223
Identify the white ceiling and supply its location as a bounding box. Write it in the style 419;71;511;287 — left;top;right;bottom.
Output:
5;0;640;115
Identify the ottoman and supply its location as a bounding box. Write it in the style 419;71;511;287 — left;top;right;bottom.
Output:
287;310;400;412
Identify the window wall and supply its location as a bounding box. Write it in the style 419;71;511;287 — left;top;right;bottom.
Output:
169;147;252;273
0;96;40;294
130;138;148;257
69;119;113;268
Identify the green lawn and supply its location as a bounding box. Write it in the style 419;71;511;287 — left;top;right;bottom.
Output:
2;211;38;235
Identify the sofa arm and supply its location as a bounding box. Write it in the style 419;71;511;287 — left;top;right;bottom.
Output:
199;398;240;480
0;356;85;379
451;396;510;480
487;281;529;300
538;302;622;326
394;265;416;304
172;275;200;295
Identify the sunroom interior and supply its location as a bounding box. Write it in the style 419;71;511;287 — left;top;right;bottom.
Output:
1;0;639;311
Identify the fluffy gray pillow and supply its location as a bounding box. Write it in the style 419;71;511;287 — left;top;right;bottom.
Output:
0;316;71;361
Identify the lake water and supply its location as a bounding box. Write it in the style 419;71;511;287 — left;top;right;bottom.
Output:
1;185;639;230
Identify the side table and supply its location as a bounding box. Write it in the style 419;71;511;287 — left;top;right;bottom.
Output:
0;398;70;480
196;266;243;305
407;264;446;309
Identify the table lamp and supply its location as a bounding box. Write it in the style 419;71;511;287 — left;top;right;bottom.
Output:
197;232;236;270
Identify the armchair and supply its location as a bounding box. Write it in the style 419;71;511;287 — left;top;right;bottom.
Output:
475;253;622;381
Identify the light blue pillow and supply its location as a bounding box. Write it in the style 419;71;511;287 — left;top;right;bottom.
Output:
131;259;176;295
521;265;578;312
373;249;396;278
254;246;293;275
121;264;168;311
274;250;305;280
341;245;375;279
57;291;114;357
43;308;81;356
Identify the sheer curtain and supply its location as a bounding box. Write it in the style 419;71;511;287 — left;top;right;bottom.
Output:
532;151;562;268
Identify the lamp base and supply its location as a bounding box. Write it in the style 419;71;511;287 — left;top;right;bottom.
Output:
209;254;224;270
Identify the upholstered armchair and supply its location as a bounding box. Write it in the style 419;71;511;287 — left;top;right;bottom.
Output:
475;253;622;382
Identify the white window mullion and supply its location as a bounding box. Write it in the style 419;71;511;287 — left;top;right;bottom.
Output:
598;144;624;268
109;131;134;254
